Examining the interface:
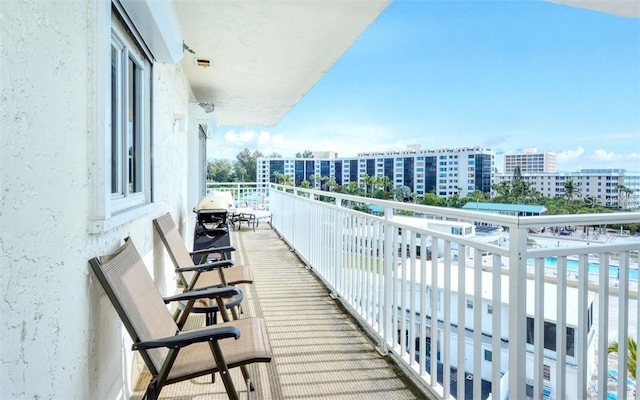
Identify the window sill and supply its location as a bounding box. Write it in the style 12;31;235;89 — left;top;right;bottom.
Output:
89;202;155;234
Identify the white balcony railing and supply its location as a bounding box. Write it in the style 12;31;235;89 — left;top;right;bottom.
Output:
267;184;640;400
206;182;270;210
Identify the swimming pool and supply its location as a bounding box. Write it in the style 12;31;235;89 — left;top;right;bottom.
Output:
527;257;639;281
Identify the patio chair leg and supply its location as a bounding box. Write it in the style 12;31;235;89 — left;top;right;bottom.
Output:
240;366;255;391
205;311;218;325
231;306;240;320
145;378;158;400
209;341;239;400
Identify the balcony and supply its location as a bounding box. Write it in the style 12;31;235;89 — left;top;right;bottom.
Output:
174;183;639;400
131;217;427;399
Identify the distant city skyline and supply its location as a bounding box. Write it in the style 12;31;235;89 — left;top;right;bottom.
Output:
208;0;640;173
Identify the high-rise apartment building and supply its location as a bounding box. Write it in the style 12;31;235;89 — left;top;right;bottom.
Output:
494;168;640;209
504;147;557;174
257;147;495;198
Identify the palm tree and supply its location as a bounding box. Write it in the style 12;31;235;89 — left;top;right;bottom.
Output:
608;337;637;379
359;173;369;196
342;181;362;196
325;176;337;192
366;175;377;196
272;171;284;184
563;178;578;201
380;175;393;192
492;181;511;199
282;174;294;186
617;184;634;208
309;174;321;188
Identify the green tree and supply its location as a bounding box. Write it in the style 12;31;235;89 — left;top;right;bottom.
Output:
359;173;370;196
300;180;311;188
394;185;411;202
233;164;247;182
207;159;233;182
492;181;512;199
361;174;377;197
421;192;444;206
282;174;294;186
608;337;637;378
491;167;537;204
272;171;285;183
309;174;321;188
295;150;314;158
617;184;634;208
563;178;578;201
234;148;262;182
511;166;533;202
340;181;363;196
267;152;282;158
446;193;464;208
324;176;337;191
380;176;393;192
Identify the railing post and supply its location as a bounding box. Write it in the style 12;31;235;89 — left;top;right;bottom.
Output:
508;225;528;400
378;205;395;356
331;197;343;299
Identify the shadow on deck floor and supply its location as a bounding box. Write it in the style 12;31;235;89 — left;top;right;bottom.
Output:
132;224;430;399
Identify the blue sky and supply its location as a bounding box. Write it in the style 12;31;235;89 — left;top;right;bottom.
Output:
212;0;640;172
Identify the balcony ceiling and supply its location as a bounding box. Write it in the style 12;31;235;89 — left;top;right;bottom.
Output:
173;0;635;127
547;0;640;17
173;0;391;127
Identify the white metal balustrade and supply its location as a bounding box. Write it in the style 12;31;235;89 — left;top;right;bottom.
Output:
267;184;640;400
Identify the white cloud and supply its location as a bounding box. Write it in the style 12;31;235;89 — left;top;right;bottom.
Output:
556;146;585;163
590;148;617;162
210;127;640;172
482;135;511;148
223;129;257;145
208;122;408;160
627;152;640;160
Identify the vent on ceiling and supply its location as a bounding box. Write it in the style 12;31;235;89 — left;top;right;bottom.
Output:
194;58;211;68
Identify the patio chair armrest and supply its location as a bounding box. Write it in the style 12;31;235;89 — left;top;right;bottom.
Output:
175;259;234;273
163;286;242;304
132;326;240;350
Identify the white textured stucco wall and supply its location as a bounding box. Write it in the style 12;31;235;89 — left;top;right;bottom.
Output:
1;1;198;399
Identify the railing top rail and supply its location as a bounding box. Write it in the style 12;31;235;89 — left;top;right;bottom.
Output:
528;242;640;258
269;183;640;228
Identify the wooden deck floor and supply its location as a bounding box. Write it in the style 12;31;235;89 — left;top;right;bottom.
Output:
132;224;429;399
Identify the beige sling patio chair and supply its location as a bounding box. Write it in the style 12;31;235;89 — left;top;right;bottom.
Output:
153;212;253;290
89;238;271;400
153;212;253;323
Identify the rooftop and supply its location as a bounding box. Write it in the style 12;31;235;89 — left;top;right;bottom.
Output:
462;202;548;214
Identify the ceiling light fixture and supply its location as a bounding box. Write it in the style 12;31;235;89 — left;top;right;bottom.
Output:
199;103;215;113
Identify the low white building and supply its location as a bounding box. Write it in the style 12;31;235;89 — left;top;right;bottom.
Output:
504;148;557;174
494;169;640;209
395;262;597;400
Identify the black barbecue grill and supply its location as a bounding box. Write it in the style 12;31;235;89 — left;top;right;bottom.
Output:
192;195;232;262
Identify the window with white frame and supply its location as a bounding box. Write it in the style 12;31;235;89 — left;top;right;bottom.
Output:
110;8;151;213
89;3;161;233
